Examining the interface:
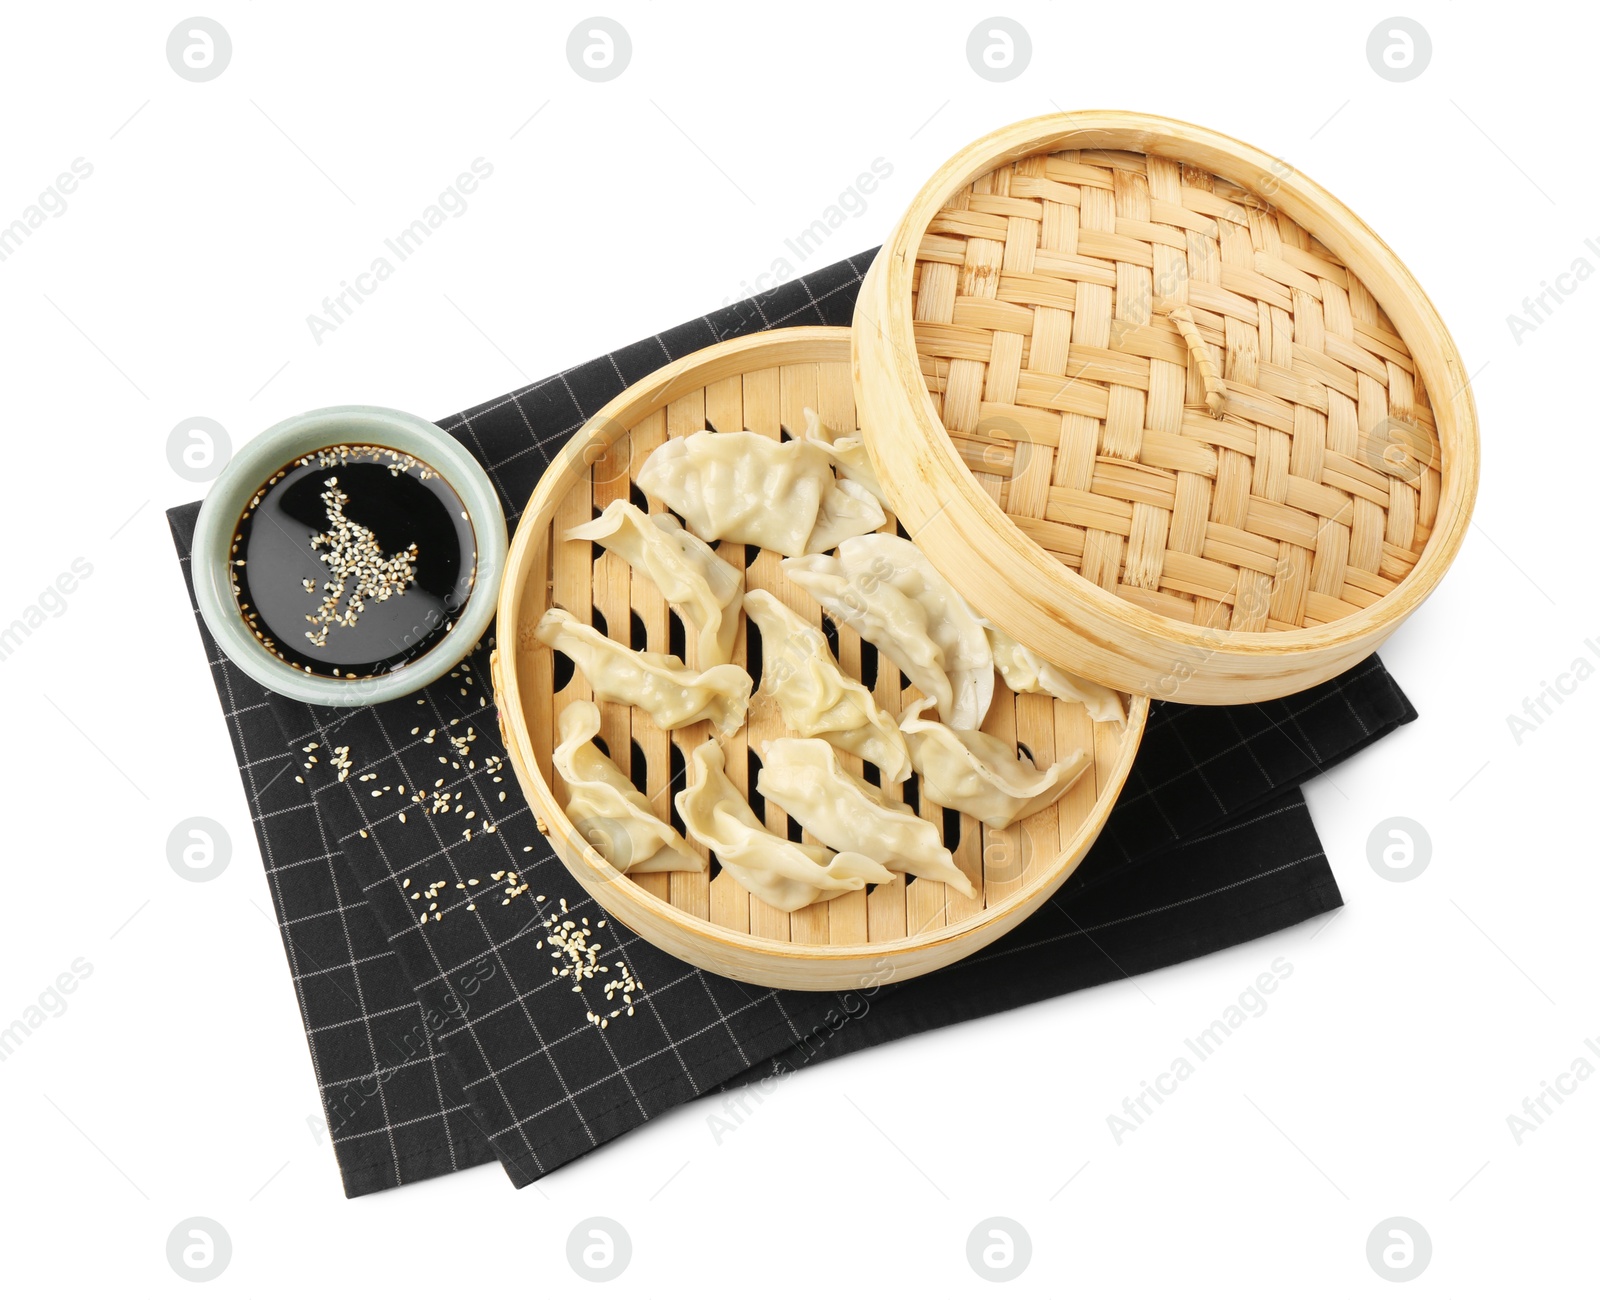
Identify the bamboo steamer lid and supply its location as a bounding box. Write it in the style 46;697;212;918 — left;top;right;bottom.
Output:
853;111;1478;704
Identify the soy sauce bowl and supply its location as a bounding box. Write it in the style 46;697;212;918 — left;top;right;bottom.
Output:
192;405;508;708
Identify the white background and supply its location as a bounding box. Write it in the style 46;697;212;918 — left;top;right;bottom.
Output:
1;2;1594;1294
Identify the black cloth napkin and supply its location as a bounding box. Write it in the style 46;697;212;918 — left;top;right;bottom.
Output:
167;251;1416;1196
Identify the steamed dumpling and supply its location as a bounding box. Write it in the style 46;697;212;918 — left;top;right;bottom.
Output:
743;590;911;783
899;697;1090;830
983;622;1127;726
800;407;888;508
637;430;882;557
676;739;892;912
565;500;744;665
756;737;977;899
782;534;994;730
806;477;886;553
554;701;700;873
535;607;751;733
779;546;948;720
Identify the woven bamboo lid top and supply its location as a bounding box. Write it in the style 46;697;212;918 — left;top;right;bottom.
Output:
910;145;1443;633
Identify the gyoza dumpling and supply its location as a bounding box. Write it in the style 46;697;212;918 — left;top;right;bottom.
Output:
899;697;1090;830
535;607;751;733
554;701;700;873
756;737;977;899
780;547;947;720
800;407;888;508
636;430;883;557
743;590;910;782
676;739;892;912
782;534;995;730
806;477;886;553
565;500;744;666
982;622;1127;726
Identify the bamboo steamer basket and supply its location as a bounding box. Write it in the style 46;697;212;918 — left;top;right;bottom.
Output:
853;111;1479;704
492;327;1148;991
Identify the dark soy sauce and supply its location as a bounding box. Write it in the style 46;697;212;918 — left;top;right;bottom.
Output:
231;444;476;679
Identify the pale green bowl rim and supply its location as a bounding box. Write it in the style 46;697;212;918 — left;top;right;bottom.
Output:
192;404;508;708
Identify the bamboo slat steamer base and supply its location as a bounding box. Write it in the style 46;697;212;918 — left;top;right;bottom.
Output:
492;328;1147;990
854;112;1479;704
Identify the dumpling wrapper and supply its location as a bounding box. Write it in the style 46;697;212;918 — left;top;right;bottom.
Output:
899;697;1091;830
743;590;910;783
534;607;751;734
565;500;744;666
756;736;977;899
636;430;882;558
554;701;700;873
983;622;1127;726
675;739;892;913
799;406;888;508
783;533;994;730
